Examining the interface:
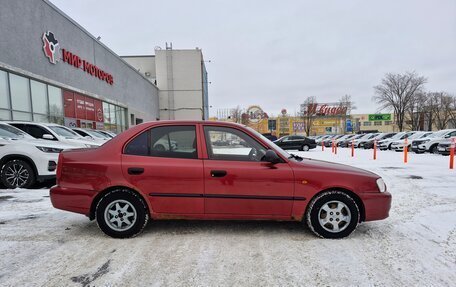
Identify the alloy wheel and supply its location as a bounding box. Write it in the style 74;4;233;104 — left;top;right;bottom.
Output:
104;199;138;232
5;163;30;188
318;200;351;233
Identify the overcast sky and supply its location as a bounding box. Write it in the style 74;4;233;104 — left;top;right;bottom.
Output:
51;0;456;116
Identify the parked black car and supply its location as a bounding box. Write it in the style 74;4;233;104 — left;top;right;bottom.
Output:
273;135;316;151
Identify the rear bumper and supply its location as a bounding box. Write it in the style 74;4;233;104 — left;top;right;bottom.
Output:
361;191;392;221
50;186;94;216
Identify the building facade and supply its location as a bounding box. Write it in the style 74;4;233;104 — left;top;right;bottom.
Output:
0;0;208;132
123;46;209;121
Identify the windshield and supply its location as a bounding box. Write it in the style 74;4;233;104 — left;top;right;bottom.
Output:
92;130;111;139
390;132;405;140
85;130;106;139
409;132;427;139
0;124;33;139
429;130;448;138
48;126;81;139
246;127;291;159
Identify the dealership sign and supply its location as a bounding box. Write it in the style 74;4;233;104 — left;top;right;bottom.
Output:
368;114;391;121
245;105;268;123
42;31;114;85
305;104;348;116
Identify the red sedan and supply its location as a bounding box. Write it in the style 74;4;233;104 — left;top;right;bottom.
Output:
50;121;391;239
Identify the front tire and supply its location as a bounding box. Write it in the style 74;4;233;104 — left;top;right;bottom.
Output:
1;159;36;189
301;145;310;151
96;189;149;238
306;191;360;239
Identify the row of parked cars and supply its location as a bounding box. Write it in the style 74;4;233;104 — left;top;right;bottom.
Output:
0;121;116;189
310;129;456;155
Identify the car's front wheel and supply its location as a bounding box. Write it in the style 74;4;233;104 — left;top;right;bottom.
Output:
1;159;36;189
306;191;360;239
96;189;149;238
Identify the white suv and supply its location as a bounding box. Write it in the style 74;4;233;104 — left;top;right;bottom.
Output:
6;122;101;148
390;131;433;152
416;129;456;154
0;123;79;188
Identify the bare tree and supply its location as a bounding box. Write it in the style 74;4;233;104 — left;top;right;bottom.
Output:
338;94;356;134
230;105;243;123
429;92;453;130
300;96;317;136
406;92;427;130
373;72;427;131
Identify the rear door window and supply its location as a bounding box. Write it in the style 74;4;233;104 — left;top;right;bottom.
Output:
124;125;198;159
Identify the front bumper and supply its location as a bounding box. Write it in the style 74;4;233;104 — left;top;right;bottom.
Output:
50;186;94;216
361;191;392;221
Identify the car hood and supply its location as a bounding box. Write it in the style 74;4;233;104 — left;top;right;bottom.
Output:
294;157;379;178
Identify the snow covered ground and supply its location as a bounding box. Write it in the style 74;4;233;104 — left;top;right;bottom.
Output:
0;148;455;286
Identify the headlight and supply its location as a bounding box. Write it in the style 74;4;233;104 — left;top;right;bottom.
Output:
421;139;430;143
376;178;387;193
35;146;63;153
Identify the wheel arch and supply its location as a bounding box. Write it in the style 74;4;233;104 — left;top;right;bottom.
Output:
89;185;150;220
0;154;38;179
305;187;366;223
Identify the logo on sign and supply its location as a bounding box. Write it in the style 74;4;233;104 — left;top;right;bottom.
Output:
97;108;103;122
42;31;60;64
246;106;267;123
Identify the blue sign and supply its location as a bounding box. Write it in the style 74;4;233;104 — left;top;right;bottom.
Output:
346;119;353;132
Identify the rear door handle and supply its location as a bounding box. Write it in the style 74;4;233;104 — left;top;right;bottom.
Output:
210;170;227;177
128;167;144;175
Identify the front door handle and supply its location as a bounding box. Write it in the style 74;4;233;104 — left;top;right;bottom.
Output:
210;170;227;177
128;167;144;175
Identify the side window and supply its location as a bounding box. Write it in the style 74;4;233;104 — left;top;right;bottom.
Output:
150;126;197;159
124;125;198;159
204;126;266;162
125;131;149;156
26;125;51;139
74;130;88;137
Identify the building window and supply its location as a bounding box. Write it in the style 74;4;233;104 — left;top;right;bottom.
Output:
363;121;371;126
31;80;48;116
384;121;392;125
374;121;382;126
9;73;31;113
0;70;10;110
48;85;63;125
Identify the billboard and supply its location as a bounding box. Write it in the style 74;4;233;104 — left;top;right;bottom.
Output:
368;114;391;121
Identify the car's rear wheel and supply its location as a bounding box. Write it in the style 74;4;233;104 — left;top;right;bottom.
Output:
1;159;36;189
306;191;360;239
96;189;149;238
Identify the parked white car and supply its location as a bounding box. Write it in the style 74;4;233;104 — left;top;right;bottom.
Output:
390;131;433;152
72;128;110;145
0;123;80;188
377;131;414;150
350;133;379;148
6;122;101;148
416;129;456;154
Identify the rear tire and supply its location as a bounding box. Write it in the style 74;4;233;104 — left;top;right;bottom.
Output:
1;159;36;189
306;191;360;239
301;145;310;151
96;189;149;238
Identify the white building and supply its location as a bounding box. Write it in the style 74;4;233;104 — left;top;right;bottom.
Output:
123;45;209;120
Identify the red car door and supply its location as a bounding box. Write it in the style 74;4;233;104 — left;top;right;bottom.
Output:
201;125;295;216
121;125;204;214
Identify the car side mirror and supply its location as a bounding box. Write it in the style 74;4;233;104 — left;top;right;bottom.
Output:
444;134;450;138
263;150;282;164
42;134;54;140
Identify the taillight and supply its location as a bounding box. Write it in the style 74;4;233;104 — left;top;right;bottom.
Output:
56;152;63;184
